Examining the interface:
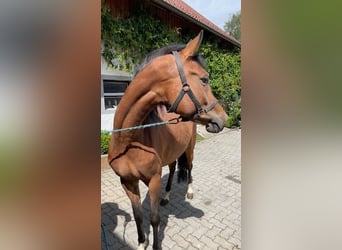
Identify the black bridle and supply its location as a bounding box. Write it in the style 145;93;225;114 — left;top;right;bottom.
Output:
167;51;218;118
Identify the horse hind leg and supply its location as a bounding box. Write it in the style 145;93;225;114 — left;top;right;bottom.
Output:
177;151;194;199
177;152;188;183
186;162;194;199
160;162;176;206
120;178;148;249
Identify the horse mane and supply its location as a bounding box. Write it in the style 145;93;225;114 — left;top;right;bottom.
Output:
133;44;184;77
133;43;207;122
133;43;207;77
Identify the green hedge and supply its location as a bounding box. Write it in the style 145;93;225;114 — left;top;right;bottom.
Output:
102;4;180;72
101;132;111;155
200;43;241;127
101;3;241;127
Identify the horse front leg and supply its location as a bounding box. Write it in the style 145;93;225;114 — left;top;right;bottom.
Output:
149;174;162;250
160;162;176;206
120;178;147;250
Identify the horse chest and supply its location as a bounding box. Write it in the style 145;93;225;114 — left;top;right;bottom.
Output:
146;130;193;166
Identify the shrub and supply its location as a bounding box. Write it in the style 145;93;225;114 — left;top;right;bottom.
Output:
101;132;111;155
102;4;180;72
200;43;241;128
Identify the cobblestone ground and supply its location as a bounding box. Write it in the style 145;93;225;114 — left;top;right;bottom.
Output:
101;128;241;250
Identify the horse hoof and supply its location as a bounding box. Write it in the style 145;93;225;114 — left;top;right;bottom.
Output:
137;239;148;250
187;193;193;199
160;198;169;206
137;243;145;250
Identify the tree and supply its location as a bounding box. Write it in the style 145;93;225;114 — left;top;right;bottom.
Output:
224;11;241;41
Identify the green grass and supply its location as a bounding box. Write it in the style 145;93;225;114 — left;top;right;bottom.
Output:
196;133;204;142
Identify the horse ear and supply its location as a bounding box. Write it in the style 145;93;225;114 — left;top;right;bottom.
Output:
180;30;203;57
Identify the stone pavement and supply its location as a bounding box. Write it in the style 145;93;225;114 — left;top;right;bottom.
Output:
101;128;241;250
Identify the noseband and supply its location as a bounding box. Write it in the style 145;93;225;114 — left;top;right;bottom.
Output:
167;51;218;118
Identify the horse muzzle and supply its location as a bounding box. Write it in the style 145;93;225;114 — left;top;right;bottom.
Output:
206;122;223;133
206;116;227;133
191;113;227;133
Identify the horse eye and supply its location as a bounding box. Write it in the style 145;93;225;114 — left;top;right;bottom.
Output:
200;77;209;84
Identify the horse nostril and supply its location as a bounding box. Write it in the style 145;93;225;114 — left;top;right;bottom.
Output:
206;122;221;133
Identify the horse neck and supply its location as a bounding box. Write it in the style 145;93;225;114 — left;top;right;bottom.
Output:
117;89;157;129
113;74;163;140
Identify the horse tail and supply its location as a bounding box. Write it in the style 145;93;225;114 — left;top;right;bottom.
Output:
177;152;188;183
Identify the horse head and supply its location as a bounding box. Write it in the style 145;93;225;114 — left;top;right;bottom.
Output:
163;31;228;133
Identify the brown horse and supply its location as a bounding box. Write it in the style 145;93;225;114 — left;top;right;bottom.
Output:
108;31;228;249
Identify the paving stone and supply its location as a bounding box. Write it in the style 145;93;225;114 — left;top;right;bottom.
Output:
162;234;177;249
172;234;190;249
220;227;235;239
171;244;185;250
214;235;231;246
186;245;200;250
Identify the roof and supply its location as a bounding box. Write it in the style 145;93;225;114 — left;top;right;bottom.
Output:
153;0;240;48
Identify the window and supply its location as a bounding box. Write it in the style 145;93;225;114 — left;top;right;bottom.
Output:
103;80;128;109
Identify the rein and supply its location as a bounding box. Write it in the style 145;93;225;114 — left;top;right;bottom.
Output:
168;51;218;116
101;116;182;134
